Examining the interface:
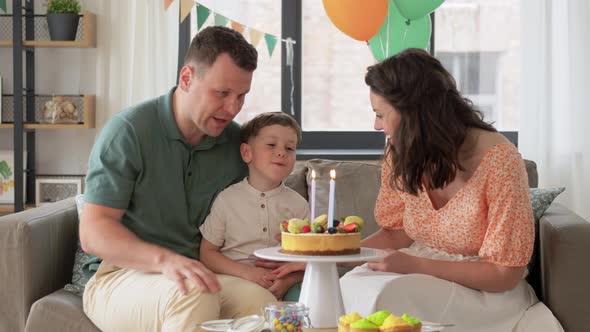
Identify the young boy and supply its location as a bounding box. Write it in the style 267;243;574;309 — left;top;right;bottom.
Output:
199;112;309;301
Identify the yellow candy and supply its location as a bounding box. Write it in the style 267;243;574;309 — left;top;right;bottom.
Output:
273;318;279;325
287;324;294;331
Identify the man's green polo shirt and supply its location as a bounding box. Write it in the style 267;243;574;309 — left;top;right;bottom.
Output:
84;87;247;259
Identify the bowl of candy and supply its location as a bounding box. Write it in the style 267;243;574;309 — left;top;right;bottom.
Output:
262;302;311;332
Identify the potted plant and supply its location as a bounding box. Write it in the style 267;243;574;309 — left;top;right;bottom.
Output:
46;0;82;41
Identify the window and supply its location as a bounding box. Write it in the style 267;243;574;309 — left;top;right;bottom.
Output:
189;0;281;124
434;0;521;131
301;0;375;132
182;0;520;156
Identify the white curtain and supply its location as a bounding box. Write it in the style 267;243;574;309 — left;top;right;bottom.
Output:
82;0;179;127
520;0;590;220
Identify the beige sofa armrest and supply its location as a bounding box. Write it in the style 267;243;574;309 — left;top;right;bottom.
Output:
540;202;590;332
0;198;79;332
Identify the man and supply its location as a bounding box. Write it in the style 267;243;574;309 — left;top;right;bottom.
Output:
80;26;276;331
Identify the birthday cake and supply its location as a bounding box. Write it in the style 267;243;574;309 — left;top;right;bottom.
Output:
339;310;422;332
280;214;363;255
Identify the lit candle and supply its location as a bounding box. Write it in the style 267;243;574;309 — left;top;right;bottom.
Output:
310;170;316;222
327;169;336;229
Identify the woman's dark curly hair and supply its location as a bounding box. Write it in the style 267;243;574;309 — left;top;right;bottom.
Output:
365;48;496;195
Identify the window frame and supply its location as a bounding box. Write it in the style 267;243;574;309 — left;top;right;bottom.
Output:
179;1;517;160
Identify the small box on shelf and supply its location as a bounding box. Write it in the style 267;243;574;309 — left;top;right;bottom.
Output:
0;94;95;129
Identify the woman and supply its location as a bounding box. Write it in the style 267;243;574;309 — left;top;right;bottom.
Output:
337;49;563;332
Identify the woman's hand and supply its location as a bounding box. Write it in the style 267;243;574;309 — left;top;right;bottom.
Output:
367;249;420;274
272;262;306;278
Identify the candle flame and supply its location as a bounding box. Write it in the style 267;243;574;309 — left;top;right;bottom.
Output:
330;169;336;179
311;170;316;179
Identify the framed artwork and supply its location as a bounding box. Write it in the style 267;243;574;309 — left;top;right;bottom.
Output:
35;177;82;206
0;150;27;204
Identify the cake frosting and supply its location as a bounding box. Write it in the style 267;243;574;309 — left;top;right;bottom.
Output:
280;214;363;256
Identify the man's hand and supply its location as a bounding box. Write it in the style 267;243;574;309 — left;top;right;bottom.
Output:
160;253;220;295
244;267;276;288
366;248;418;274
272;262;306;278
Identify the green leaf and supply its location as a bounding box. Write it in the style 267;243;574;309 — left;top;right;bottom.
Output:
46;0;81;14
0;161;12;180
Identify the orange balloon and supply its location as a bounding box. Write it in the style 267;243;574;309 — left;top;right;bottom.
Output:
322;0;389;42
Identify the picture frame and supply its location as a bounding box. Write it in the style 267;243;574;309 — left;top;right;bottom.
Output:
0;75;3;123
35;177;82;206
0;150;27;204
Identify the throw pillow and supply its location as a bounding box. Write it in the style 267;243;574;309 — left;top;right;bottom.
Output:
530;187;565;222
63;194;98;296
527;187;565;298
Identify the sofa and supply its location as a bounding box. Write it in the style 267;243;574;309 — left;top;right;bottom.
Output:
1;159;589;332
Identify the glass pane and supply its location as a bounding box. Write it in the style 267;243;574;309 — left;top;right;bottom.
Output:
435;0;521;131
302;0;376;132
190;0;281;124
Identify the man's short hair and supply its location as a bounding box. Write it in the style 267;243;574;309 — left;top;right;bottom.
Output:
184;26;258;74
240;112;303;145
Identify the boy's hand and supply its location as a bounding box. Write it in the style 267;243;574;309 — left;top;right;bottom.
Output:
272;262;306;278
244;267;276;288
268;277;293;300
254;258;286;270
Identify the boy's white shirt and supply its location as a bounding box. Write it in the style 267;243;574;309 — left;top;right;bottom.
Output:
199;177;310;266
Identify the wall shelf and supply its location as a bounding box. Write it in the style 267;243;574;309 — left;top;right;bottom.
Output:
0;11;96;48
0;204;35;213
0;95;95;129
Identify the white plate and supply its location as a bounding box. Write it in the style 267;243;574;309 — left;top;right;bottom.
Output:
254;246;387;263
198;319;233;331
422;321;454;331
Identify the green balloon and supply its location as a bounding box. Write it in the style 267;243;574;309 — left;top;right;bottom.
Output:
369;0;431;61
394;0;444;21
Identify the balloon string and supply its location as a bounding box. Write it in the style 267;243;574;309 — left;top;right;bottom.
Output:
285;37;295;116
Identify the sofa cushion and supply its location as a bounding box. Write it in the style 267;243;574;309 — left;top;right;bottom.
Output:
25;289;100;332
285;161;308;200
305;159;381;239
524;160;538;188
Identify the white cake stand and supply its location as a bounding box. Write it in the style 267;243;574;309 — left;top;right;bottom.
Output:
254;247;387;329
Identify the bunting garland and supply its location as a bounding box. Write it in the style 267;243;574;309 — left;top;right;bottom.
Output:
213;12;229;27
196;4;210;30
0;0;7;13
165;0;295;59
180;0;194;23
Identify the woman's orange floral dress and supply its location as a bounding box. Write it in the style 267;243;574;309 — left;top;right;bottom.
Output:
374;143;534;266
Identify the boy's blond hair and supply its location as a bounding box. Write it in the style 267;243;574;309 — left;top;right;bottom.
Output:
240;112;302;145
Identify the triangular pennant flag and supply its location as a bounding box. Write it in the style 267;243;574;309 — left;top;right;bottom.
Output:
264;34;278;57
197;4;210;30
0;0;7;13
179;0;194;23
231;21;245;34
249;28;263;48
214;13;229;27
164;0;174;11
